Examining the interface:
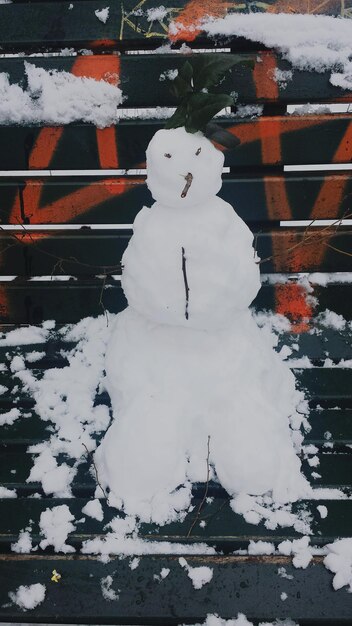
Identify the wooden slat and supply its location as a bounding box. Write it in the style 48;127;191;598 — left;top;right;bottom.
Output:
0;554;352;622
0;497;351;547
1;52;350;107
0;227;351;276
0;0;350;52
0;280;350;324
1;116;352;171
3;173;352;225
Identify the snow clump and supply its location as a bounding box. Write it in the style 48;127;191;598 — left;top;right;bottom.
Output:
9;583;46;611
324;539;352;592
179;557;213;589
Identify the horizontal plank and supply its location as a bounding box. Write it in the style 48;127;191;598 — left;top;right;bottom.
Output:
0;280;351;325
0;227;351;276
1;115;352;171
1;52;350;108
0;555;352;622
2;406;351;447
3;173;352;225
0;497;351;548
0;0;350;52
1;449;351;494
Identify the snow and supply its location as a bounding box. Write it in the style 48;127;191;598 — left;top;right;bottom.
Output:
39;504;75;553
179;557;213;589
95;127;310;524
25;350;46;363
0;324;50;346
247;540;275;555
101;575;119;601
324;539;352;591
11;530;33;554
316;310;346;331
82;514;216;558
0;61;123;127
0;486;17;498
231;493;312;535
0;407;21;426
186;616;298;626
280;592;288;601
129;557;140;570
277;567;293;580
154;567;170;581
278;537;313;569
147;6;168;22
9;583;46;611
95;7;110;23
317;505;328;519
82;499;104;522
193;14;352;91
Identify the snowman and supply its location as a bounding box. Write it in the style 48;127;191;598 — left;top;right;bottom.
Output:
95;58;311;524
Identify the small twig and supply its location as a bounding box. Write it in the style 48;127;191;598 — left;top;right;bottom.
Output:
187;435;211;538
181;246;189;320
82;443;108;500
181;172;193;198
98;273;109;327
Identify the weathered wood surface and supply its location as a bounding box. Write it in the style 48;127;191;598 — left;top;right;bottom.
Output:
1;555;352;623
0;1;350;52
1;116;352;171
0;228;350;276
2;173;352;225
0;280;350;324
2;52;351;106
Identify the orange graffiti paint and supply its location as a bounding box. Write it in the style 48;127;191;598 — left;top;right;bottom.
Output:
169;0;231;42
276;283;314;333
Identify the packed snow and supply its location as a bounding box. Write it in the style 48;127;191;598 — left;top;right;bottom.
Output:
186;616;298;626
82;499;104;522
95;126;311;525
11;530;33;554
278;537;313;569
169;14;352;91
9;583;46;611
179;557;213;589
0;62;123;127
324;539;352;592
39;504;75;553
95;7;110;24
100;574;119;601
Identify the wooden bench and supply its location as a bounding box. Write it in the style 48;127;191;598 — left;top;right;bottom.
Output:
0;1;352;623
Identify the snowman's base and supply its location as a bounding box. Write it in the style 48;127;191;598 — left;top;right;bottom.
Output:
94;307;311;524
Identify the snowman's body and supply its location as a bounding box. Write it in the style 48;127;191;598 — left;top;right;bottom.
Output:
95;128;311;523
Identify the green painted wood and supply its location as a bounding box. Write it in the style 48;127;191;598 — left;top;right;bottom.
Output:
0;554;351;622
1;52;350;106
0;280;351;324
1;116;351;171
0;227;351;277
0;497;351;548
2;173;352;225
0;449;351;494
0;0;350;52
2;407;352;447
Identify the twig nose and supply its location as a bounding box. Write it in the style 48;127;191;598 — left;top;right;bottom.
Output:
181;172;193;198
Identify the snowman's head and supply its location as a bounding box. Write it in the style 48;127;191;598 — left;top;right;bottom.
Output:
146;127;224;209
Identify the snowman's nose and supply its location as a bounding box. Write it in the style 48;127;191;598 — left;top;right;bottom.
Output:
181;172;193;198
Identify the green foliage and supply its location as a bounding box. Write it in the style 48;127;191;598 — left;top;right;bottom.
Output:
165;54;254;134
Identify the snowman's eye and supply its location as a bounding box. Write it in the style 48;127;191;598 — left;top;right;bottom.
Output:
164;153;172;158
195;147;201;155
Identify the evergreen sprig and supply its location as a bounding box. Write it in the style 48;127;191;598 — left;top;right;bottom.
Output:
165;54;254;134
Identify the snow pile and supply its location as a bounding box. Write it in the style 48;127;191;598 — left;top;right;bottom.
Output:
0;61;123;127
9;583;46;611
169;13;352;91
278;537;313;569
0;407;21;426
186;616;298;626
11;530;33;554
95;7;110;23
101;575;119;601
95;127;311;525
231;493;312;535
82;514;215;560
39;504;76;553
11;316;111;497
179;557;213;589
324;539;352;592
82;499;104;521
0;486;17;498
